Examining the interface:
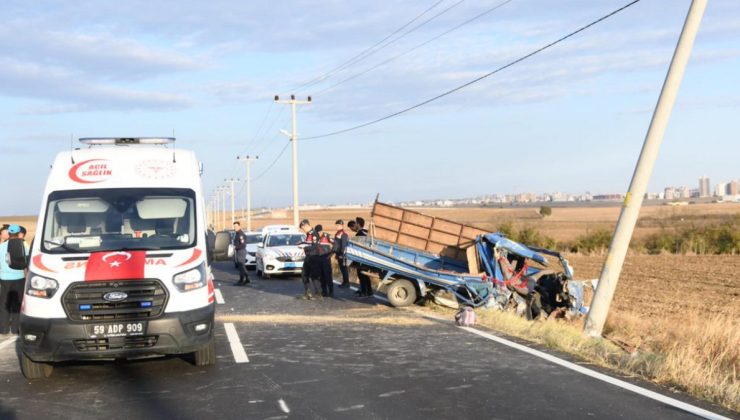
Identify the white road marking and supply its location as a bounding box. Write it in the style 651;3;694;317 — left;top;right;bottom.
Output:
278;399;290;413
215;288;225;304
459;326;730;420
224;323;249;364
0;336;16;351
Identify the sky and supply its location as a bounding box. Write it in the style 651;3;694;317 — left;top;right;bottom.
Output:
0;0;738;215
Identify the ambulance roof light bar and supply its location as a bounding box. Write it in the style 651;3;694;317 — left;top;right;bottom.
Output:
78;137;176;146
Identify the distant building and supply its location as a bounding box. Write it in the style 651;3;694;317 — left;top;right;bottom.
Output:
729;180;740;196
715;183;727;197
699;176;710;197
679;186;691;199
593;194;624;201
664;187;676;200
690;188;701;198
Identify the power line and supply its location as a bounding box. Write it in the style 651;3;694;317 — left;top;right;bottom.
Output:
252;141;291;182
240;101;275;153
316;0;514;95
303;0;642;141
293;0;445;91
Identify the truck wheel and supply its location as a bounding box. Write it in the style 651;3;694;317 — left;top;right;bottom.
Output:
387;279;417;307
193;338;216;367
20;352;53;379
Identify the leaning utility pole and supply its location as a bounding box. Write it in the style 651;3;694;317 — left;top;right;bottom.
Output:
225;178;239;224
584;0;707;337
237;155;259;231
275;94;312;226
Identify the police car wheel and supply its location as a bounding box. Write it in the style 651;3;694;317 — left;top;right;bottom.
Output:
193;338;216;367
386;279;417;307
20;352;53;379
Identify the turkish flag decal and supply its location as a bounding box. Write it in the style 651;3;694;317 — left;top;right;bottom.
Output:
85;251;146;281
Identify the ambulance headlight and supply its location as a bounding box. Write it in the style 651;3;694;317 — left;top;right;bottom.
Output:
264;254;277;262
173;263;207;292
27;274;59;298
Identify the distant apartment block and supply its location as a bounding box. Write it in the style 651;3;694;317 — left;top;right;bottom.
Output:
729;180;740;196
715;183;727;197
699;175;710;197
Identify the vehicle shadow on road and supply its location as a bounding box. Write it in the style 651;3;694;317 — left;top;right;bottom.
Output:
211;262;389;309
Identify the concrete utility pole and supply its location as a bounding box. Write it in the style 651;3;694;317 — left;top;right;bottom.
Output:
584;0;707;338
237;156;259;231
213;191;220;231
217;186;228;232
225;178;239;224
275;94;312;226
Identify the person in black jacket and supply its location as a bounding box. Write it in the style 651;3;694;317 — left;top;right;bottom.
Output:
314;225;334;297
351;217;372;298
334;220;350;288
233;222;250;285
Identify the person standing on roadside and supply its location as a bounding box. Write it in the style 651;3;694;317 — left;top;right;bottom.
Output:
298;219;322;300
355;217;369;237
233;221;250;285
314;225;334;297
0;225;9;244
351;217;373;298
334;220;350;288
0;225;28;335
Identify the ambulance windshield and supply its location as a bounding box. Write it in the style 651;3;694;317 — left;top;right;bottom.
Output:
42;188;197;254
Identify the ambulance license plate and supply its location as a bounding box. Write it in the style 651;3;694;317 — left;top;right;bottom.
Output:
87;322;147;338
284;262;297;268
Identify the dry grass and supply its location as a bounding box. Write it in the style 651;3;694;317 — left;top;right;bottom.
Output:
604;311;739;410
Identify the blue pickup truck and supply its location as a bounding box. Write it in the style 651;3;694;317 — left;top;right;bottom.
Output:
345;233;585;319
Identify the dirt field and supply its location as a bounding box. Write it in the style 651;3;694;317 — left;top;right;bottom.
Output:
245;202;740;243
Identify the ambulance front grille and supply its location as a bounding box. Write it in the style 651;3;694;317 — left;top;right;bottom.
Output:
63;280;168;322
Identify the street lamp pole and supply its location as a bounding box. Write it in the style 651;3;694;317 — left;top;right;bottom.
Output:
275;94;312;226
237;156;259;231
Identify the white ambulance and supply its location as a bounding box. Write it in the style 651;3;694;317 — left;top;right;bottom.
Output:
19;138;216;379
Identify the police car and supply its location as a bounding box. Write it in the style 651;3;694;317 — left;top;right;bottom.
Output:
255;228;306;278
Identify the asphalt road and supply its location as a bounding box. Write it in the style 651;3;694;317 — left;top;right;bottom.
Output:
0;262;734;420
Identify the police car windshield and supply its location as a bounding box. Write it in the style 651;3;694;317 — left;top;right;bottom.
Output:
245;234;262;244
42;188;197;254
267;234;304;247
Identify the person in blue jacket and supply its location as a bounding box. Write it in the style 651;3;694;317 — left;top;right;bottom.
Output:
0;225;28;335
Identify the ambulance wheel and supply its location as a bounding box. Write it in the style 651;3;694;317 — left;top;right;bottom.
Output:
387;279;417;307
193;338;216;367
20;352;53;379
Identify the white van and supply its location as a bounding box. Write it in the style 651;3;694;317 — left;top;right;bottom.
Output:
19;138;216;379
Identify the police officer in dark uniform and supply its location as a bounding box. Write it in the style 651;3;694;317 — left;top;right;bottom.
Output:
298;219;322;300
233;221;250;285
334;220;350;288
314;224;334;297
352;217;372;298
